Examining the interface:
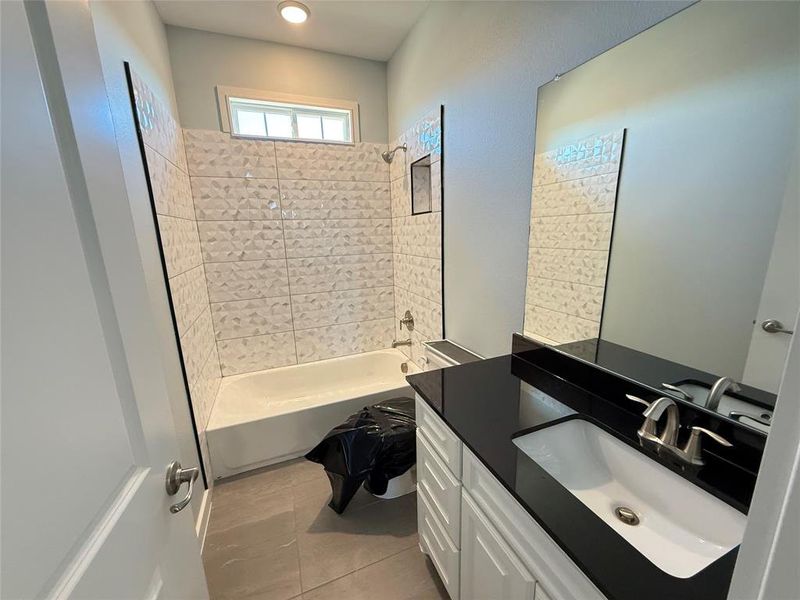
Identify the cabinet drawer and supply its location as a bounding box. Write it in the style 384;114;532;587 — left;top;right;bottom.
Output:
416;395;462;477
462;448;606;600
417;430;462;546
418;485;460;600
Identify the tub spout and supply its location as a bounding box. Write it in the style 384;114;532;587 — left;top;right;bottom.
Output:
392;339;412;348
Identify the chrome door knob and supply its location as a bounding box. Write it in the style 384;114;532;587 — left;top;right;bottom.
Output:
165;461;199;514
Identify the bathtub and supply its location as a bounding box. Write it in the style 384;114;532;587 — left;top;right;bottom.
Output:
206;349;419;479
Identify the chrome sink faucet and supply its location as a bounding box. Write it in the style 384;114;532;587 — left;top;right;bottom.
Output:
392;339;411;348
706;377;741;411
626;394;732;466
626;395;679;447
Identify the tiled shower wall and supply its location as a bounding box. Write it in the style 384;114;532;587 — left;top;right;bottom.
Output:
183;131;397;375
389;108;444;368
523;130;624;344
130;72;221;478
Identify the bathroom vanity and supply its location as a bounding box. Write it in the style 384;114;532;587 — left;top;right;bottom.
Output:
408;343;765;600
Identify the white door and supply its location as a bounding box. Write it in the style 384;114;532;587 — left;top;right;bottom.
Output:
1;1;207;598
460;494;536;600
742;158;798;393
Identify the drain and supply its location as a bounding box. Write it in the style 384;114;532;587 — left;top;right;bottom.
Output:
614;506;640;526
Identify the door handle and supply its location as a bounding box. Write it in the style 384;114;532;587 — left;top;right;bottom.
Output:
761;319;794;335
165;461;199;514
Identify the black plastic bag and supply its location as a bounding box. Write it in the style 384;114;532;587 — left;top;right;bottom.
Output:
305;397;416;514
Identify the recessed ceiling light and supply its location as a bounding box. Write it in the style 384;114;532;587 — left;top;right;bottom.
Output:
278;1;310;24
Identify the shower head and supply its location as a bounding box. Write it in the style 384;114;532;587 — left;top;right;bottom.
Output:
381;143;407;163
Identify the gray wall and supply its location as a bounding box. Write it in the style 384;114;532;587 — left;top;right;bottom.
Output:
534;1;799;381
90;0;204;517
387;1;689;358
166;26;389;142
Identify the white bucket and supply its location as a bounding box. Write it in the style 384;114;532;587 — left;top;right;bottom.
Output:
371;465;417;499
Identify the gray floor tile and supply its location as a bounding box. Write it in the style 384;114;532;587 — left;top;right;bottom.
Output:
204;458;426;599
209;479;295;534
296;492;419;591
301;547;448;600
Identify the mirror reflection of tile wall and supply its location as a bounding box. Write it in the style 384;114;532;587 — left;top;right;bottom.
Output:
523;130;624;345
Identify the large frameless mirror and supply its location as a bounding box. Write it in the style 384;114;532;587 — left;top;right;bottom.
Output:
522;1;799;434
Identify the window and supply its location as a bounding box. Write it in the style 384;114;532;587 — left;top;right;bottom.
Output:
218;86;359;144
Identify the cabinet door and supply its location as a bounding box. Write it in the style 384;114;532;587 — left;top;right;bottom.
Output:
461;493;536;600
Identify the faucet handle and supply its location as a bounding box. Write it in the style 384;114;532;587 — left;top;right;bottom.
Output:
661;382;694;401
690;426;732;447
676;426;732;466
625;394;651;408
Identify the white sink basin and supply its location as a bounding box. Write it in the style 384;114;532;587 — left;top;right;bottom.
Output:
513;419;746;578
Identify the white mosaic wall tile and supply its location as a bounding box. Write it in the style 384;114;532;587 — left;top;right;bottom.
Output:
283;218;392;258
524;129;624;344
390;175;411;218
191;177;281;221
528;247;609;287
533;130;624;187
525;305;600;345
526;277;603;322
280;180;391;220
531;173;618;217
156;213;202;278
530;213;614;251
130;70;187;172
170;265;210;337
292;287;394;331
180;306;216;389
394;287;443;340
286;254;394;295
217;331;297;376
204;260;290;302
275;141;389;181
184;131;405;370
132;70;221;477
406;108;442;165
294;318;395;363
184;129;278;178
198;220;285;262
210;296;293;340
146;147;194;220
392;212;442;259
393;254;441;304
388;132;408;182
389;108;444;361
190;345;222;428
431;160;442;213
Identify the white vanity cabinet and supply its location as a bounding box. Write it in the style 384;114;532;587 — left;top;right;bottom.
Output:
415;394;606;600
460;492;537;599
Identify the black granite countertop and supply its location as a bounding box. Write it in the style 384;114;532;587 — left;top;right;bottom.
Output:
406;350;764;600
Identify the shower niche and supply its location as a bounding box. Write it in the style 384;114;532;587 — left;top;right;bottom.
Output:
411;154;433;214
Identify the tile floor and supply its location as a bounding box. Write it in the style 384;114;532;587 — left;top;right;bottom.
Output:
203;458;448;600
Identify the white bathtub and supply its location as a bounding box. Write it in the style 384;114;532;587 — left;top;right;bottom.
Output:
206;349;419;479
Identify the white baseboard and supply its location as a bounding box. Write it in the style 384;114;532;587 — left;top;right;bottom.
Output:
195;488;212;554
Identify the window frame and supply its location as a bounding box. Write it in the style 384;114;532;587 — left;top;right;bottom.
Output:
217;85;360;145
